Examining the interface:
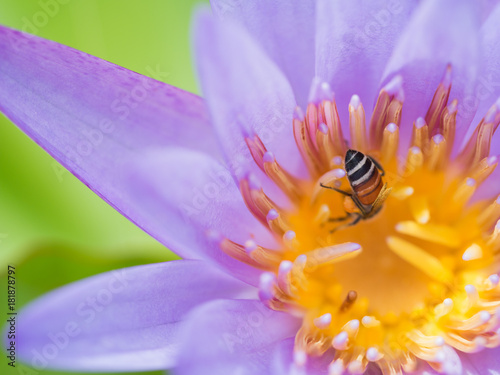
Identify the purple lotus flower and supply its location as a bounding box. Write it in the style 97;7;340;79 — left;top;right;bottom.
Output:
2;0;500;374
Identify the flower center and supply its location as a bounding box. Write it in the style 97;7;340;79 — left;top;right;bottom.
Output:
216;67;500;374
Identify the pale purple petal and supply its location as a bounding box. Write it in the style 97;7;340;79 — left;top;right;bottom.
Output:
173;299;300;375
15;260;253;372
193;10;307;204
127;147;278;285
459;4;500;201
478;0;500;21
315;0;417;127
0;25;219;256
210;0;316;108
382;0;480;150
461;347;500;374
469;3;500;146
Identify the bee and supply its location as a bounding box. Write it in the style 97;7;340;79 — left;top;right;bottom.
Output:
320;149;392;230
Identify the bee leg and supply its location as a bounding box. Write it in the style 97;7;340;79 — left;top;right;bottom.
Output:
319;183;352;197
368;156;385;176
351;195;369;217
330;213;363;233
328;212;354;222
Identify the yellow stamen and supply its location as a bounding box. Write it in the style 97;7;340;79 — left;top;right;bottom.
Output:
361;316;381;328
469;156;498;185
465;284;479;311
434;298;454;318
380;123;399;164
427;134;447;171
342;319;360;336
306;102;319;143
266;209;289;236
263;152;303;201
411;118;429;152
451;177;476;208
407;330;445;349
312;168;346;202
442;99;457;158
462;243;483;261
448;310;491;331
395;221;460;247
403;146;425;178
487;220;500;248
472;122;494;166
316;124;336;168
239;176;278;226
314;204;331;225
409;195;430;224
322;99;347;155
283;230;298;250
369;75;403;148
349;95;368;152
425;64;452;133
305;243;362;268
478;195;500;229
293;108;322;176
386;236;453;283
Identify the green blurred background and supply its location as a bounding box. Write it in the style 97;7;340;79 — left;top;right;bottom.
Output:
0;1;208;374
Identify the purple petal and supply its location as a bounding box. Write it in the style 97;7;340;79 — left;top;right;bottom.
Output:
478;0;500;22
461;347;500;374
381;0;480;150
193;10;307;203
173;299;300;375
15;260;252;372
210;0;316;108
0;25;219;252
315;0;417;127
127;147;278;285
469;3;500;144
460;4;500;201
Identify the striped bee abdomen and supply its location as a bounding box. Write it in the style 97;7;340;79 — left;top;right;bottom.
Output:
345;149;383;206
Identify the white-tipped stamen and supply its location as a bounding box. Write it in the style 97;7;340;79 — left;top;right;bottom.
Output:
462;243;483;261
314;313;332;329
278;260;293;294
259;272;277;303
283;230;297;249
366;347;382;362
362;316;381;328
305;243;362;268
332;331;349;350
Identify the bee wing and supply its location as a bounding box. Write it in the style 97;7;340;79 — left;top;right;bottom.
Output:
368;155;385;176
371;183;392;213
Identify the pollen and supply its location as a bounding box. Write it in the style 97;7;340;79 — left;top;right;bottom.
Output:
217;66;500;374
